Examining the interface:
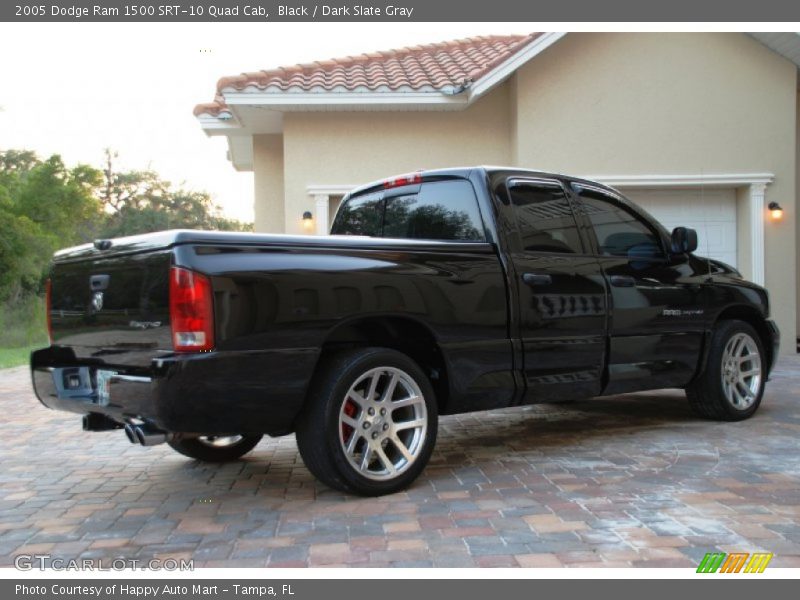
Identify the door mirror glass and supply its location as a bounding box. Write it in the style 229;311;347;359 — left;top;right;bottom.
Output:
670;227;698;254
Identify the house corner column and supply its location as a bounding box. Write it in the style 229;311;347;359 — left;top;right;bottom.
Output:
749;182;767;286
314;194;330;236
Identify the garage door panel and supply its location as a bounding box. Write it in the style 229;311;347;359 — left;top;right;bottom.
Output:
625;188;737;268
714;252;738;268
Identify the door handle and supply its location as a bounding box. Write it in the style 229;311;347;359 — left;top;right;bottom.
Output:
522;273;552;286
609;275;636;288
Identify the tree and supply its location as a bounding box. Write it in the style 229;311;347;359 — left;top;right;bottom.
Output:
13;155;104;243
0;147;251;304
97;149;251;237
0;150;103;302
0;149;39;176
0;208;51;303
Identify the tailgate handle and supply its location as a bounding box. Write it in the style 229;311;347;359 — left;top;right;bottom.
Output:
90;274;110;291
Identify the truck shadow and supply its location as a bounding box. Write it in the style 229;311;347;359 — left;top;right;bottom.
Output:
155;388;730;493
436;389;700;449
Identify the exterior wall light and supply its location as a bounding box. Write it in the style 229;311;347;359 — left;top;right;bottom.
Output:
768;202;783;221
302;211;314;231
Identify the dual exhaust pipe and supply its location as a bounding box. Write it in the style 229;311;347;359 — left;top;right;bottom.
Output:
124;422;175;446
82;416;192;447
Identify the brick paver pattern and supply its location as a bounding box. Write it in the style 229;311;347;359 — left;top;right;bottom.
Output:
1;357;799;568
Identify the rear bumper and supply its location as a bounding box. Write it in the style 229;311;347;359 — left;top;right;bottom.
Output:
30;345;317;436
31;363;154;420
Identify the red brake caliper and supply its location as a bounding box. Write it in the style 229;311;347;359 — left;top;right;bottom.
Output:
342;399;357;442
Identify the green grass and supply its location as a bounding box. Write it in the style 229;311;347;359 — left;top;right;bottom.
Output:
0;345;41;369
0;296;49;369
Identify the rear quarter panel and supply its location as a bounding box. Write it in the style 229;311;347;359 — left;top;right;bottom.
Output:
174;241;513;417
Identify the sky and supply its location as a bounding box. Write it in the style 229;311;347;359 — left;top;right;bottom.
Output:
0;22;531;222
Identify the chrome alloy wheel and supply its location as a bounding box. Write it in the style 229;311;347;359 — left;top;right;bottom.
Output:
720;332;762;410
196;435;244;447
338;366;428;481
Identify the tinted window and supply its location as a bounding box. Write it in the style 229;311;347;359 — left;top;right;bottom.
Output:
509;182;583;253
577;189;664;259
382;181;484;241
332;180;484;241
330;191;383;237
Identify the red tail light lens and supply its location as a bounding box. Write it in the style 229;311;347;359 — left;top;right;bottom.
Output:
169;267;215;352
383;172;422;189
45;278;52;344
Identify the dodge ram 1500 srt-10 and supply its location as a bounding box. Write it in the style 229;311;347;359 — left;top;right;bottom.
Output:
31;167;780;495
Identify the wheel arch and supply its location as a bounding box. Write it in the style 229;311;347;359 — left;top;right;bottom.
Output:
709;304;775;373
310;315;450;415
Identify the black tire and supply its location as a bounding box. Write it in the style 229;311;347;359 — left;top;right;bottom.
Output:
686;319;766;421
168;434;263;462
295;347;438;496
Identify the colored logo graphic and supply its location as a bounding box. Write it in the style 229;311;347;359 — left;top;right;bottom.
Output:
696;552;773;573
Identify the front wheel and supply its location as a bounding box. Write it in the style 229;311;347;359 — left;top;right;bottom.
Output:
168;434;263;462
686;319;766;421
295;347;438;496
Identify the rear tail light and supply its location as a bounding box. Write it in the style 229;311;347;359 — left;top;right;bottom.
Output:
169;266;215;352
383;172;422;189
45;278;52;344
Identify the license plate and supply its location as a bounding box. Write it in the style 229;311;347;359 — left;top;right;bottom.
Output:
96;370;117;406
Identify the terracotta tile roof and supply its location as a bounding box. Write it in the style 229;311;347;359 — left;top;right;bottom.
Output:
194;33;540;117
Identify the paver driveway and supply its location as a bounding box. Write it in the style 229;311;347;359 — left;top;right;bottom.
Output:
1;357;799;568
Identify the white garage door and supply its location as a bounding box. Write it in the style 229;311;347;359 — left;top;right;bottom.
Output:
624;188;738;268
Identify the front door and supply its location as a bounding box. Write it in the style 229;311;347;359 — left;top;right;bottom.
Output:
503;178;608;403
571;184;706;394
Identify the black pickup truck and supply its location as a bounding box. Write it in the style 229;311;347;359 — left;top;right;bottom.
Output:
31;167;779;495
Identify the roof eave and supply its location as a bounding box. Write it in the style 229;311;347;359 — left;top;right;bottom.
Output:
222;89;471;109
196;32;567;131
196;113;243;135
747;32;800;70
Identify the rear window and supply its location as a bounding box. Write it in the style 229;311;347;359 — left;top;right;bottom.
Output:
330;191;383;237
331;180;485;242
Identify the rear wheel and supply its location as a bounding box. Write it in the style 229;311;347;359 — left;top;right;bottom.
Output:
168;434;263;462
295;347;438;496
686;319;765;421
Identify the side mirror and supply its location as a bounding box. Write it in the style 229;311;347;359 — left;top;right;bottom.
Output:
671;227;698;254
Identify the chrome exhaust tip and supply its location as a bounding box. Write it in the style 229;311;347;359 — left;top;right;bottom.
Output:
124;421;172;446
123;423;137;444
133;424;170;446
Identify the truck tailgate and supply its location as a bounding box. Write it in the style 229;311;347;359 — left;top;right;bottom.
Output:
50;249;173;367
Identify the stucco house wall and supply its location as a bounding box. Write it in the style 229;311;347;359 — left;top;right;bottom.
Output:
253;134;285;234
